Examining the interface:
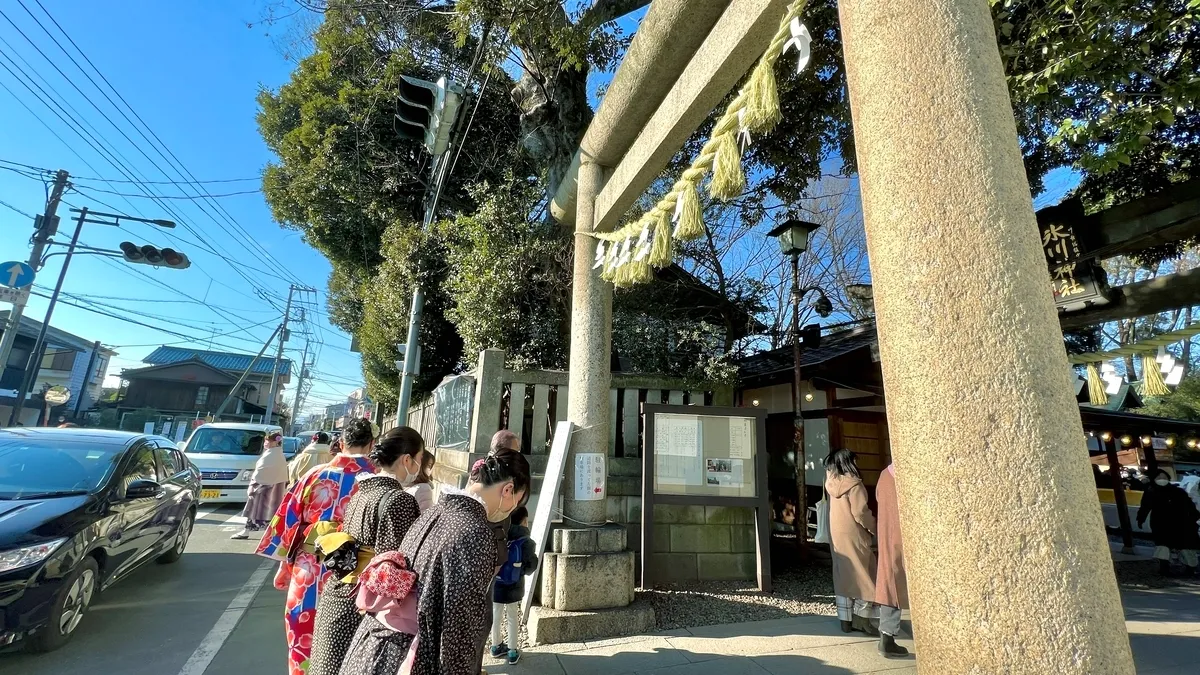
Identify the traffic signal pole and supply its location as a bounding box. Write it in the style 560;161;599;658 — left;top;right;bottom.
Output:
396;149;452;425
0;169;68;395
8;207;86;426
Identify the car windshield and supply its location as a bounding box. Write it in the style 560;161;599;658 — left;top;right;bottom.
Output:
0;437;123;499
184;428;267;456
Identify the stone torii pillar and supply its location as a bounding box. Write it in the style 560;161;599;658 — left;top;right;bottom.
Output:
838;0;1134;672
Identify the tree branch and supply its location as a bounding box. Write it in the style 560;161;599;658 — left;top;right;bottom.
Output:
579;0;652;30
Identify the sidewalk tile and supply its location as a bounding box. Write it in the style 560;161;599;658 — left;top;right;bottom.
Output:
636;655;772;675
482;652;567;675
752;640;916;675
557;637;690;675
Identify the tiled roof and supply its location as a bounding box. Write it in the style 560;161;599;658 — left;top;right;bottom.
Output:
0;310;115;355
143;345;292;376
738;323;877;381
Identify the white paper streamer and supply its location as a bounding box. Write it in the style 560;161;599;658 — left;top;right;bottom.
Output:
593;241;606;269
605;238;620;271
781;18;812;74
634;222;651;261
737;108;752;151
618;237;632;265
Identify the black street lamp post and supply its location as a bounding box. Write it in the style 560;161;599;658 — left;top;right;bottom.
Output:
767;218;832;557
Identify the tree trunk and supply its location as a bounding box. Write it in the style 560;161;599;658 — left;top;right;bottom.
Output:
511;61;592;211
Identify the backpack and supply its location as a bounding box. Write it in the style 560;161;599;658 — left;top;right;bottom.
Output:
496;536;528;586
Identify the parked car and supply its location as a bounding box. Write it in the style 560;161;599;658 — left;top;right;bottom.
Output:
182;422;283;503
282;436;303;459
0;428;200;652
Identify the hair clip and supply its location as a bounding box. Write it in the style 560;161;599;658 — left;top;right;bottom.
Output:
472;458;487;473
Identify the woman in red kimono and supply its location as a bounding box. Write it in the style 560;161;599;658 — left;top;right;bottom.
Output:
257;418;376;675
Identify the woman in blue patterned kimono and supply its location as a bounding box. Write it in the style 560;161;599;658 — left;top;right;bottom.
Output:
257;418;376;675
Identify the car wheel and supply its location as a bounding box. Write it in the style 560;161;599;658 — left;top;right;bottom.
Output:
157;511;193;564
26;557;99;653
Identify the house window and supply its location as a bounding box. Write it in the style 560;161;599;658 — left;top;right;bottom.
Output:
195;386;209;406
40;349;76;371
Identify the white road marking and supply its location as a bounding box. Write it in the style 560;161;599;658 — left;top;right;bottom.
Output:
177;559;273;675
220;509;247;531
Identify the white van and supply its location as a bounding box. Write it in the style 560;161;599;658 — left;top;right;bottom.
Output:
183;422;283;503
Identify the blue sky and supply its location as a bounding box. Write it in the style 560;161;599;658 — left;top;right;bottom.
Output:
0;0;362;415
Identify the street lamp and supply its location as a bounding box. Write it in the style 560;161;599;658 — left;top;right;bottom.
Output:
766;218;831;558
8;207;180;426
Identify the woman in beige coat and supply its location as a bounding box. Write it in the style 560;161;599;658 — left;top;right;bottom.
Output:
824;449;878;636
874;463;910;658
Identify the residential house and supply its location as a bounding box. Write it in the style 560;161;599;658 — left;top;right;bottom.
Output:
115;346;292;425
0;310;114;425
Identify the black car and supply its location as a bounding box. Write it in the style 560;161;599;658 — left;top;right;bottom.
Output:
0;428;201;652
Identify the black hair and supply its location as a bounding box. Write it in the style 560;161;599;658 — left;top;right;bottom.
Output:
824;448;861;478
342;418;374;449
510;505;529;526
470;446;531;501
369;426;425;468
314;431;331;444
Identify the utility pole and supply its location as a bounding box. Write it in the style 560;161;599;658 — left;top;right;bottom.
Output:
213;324;282;420
9;207;86;426
8;208;180;426
289;339;310;435
0;170;68;388
264;285;297;425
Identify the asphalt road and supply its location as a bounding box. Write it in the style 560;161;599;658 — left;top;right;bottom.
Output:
0;504;286;675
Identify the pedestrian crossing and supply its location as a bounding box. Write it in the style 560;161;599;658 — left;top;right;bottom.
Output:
195;505;248;531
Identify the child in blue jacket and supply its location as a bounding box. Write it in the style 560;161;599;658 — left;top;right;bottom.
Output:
489;506;538;664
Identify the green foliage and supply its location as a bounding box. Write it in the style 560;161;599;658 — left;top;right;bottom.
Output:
439;174;573;370
993;0;1199;199
1135;373;1200;421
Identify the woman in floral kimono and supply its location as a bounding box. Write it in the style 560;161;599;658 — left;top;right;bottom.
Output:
337;446;531;675
307;426;425;675
257;417;377;675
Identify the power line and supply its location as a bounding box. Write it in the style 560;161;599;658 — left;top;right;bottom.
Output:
0;198;33;218
73;175;260;186
70;185;261;199
23;0;307;287
0;7;303;299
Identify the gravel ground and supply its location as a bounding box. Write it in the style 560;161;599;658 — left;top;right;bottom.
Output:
641;559;838;631
1115;559;1200;589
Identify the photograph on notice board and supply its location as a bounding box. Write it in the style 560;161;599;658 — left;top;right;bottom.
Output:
705;457;744;487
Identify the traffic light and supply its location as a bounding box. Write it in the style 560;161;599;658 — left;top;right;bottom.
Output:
119;242;191;269
395;76;465;156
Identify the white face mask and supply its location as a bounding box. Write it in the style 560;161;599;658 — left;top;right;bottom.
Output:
487;485;517;523
1155;478;1170;486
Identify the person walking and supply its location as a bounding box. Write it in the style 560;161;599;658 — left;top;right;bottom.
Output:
258;418;377;675
488;505;537;665
405;451;436;512
289;431;334;484
824;448;878;635
337;446;531;675
1137;469;1200;576
308;427;425;675
231;431;290;540
873;463;910;658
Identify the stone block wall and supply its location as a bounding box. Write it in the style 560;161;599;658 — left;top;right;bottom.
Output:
603;456;756;583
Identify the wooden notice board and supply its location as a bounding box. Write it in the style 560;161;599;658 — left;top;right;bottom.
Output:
641;404;771;591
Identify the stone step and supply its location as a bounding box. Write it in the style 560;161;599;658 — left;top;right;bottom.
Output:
527;598;655;646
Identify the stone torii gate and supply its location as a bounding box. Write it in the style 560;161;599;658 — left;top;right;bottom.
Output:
549;0;1134;671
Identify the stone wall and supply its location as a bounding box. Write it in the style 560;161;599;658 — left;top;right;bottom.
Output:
604;457;756;583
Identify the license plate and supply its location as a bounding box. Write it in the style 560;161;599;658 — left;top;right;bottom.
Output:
201;489;221;499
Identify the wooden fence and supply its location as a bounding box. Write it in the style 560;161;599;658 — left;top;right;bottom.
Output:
387;349;733;466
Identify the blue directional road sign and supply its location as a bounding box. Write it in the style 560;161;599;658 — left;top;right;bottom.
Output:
1;261;34;289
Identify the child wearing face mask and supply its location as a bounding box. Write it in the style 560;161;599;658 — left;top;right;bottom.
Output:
1137;469;1200;577
336;447;531;675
